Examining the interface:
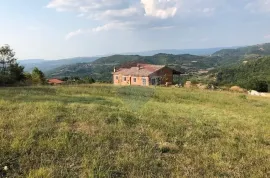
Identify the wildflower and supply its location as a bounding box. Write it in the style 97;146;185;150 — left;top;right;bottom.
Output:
3;166;8;171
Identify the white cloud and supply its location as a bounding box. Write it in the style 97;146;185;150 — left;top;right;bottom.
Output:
65;29;85;40
264;34;270;38
92;21;133;32
47;0;228;39
46;0;129;12
245;0;270;13
93;7;141;20
141;0;178;19
149;26;174;30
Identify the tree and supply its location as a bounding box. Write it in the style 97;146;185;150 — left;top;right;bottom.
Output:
84;76;95;84
32;67;46;85
24;72;33;85
9;63;25;83
246;79;268;92
0;45;25;85
0;45;16;75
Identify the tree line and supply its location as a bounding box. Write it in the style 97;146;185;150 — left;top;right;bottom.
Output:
0;45;95;86
0;45;46;86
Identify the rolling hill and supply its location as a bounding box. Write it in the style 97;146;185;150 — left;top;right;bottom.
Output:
19;57;98;72
215;56;270;90
44;42;270;83
46;53;225;81
124;47;233;56
19;47;236;73
213;43;270;56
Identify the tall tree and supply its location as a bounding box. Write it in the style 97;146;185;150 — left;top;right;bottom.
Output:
0;45;16;75
0;45;25;85
32;67;46;85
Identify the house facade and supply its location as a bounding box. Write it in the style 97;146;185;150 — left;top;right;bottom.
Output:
112;64;176;86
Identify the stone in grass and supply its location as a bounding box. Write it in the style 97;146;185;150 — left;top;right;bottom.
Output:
3;166;8;171
0;166;8;177
158;142;179;153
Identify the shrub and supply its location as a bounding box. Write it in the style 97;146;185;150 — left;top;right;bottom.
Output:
190;79;199;85
245;79;268;92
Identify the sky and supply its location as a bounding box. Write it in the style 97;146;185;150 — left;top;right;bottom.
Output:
1;0;270;60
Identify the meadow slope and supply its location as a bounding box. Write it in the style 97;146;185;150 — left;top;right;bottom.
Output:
0;85;269;177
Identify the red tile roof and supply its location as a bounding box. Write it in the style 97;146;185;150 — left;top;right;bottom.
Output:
48;79;64;84
113;63;166;77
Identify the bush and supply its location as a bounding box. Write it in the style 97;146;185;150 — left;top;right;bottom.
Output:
190;78;199;85
245;79;268;92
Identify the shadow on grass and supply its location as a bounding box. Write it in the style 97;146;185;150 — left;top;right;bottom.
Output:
117;86;155;111
0;87;57;95
0;94;117;106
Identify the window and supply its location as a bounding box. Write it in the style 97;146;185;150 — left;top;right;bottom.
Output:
151;78;156;85
123;77;126;81
115;76;119;80
157;78;161;85
133;78;137;83
142;78;147;86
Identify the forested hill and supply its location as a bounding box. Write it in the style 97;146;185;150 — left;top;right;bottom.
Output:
19;57;98;72
46;53;225;81
92;53;219;66
213;43;270;57
46;42;270;82
215;57;270;91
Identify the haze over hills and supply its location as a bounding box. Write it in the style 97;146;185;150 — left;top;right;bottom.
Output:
213;43;270;57
19;57;98;72
46;43;270;82
46;53;223;81
122;47;236;56
19;47;236;72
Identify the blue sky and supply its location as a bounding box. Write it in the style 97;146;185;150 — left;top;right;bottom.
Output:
1;0;270;59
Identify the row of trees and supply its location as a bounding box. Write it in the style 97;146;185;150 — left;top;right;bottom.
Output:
0;45;46;86
61;76;95;84
0;45;24;85
0;45;26;86
0;45;96;86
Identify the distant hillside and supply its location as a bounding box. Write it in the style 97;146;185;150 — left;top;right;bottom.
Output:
43;42;270;82
92;53;227;70
19;59;45;64
19;57;98;72
213;43;270;57
215;57;270;90
47;53;227;82
125;47;233;56
19;47;236;72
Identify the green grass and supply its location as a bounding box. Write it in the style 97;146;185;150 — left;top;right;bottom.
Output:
0;84;269;177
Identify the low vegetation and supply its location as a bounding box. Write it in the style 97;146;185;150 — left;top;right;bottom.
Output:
0;45;47;86
0;45;25;86
0;84;269;177
215;57;270;92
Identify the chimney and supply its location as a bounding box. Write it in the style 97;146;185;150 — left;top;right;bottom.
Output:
137;64;141;70
113;67;116;72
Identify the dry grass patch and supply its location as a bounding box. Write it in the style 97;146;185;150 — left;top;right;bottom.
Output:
158;142;179;153
72;122;98;136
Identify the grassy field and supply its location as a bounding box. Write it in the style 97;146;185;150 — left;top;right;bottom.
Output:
0;84;269;177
